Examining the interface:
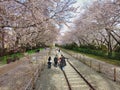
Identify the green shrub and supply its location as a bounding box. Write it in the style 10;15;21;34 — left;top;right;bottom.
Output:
115;46;120;53
100;44;107;52
61;44;120;61
80;44;100;50
113;52;120;60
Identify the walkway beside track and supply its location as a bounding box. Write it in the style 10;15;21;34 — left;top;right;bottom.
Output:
35;49;120;90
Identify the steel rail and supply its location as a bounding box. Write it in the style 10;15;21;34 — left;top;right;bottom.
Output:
62;69;72;90
66;59;96;90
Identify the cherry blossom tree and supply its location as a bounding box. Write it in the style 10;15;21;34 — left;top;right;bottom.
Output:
0;0;77;56
60;0;120;56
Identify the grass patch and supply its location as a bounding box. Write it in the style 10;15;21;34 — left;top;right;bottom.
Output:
61;48;120;66
0;48;43;65
0;53;24;65
26;48;43;54
84;53;120;66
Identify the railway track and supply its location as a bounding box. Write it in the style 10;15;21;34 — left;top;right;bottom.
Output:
62;59;96;90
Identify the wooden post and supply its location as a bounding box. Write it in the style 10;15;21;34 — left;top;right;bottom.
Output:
84;60;86;64
90;60;92;68
38;65;41;77
114;68;116;81
41;60;44;71
77;54;79;59
83;55;85;64
79;55;81;59
98;63;101;73
32;73;35;89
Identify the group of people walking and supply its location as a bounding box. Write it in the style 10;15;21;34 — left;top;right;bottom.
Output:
47;49;66;70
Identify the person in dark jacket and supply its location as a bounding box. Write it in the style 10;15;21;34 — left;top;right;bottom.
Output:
47;56;52;69
58;49;60;52
54;55;58;67
60;55;66;70
36;49;40;53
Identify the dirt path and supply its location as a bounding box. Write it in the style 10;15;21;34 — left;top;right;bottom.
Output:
0;50;48;90
0;57;28;76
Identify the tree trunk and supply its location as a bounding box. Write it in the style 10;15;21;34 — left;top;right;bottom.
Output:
106;29;113;57
1;28;5;56
110;31;120;46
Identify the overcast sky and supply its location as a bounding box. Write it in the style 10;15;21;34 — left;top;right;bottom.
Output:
60;0;96;35
77;0;96;4
77;0;89;4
